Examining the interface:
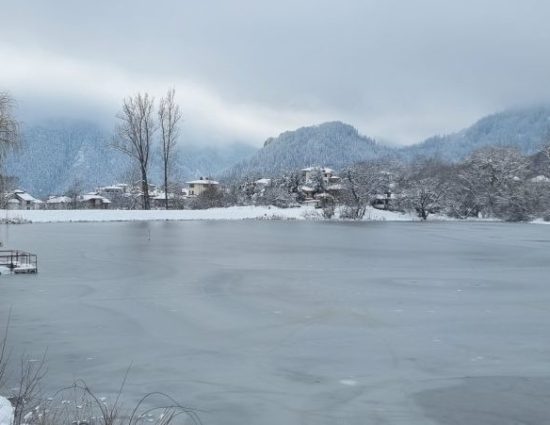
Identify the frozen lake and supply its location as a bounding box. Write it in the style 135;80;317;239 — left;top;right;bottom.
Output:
2;221;550;424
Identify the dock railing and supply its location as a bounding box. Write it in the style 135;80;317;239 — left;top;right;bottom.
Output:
0;250;38;273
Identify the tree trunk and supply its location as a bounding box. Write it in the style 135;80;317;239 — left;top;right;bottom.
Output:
141;167;150;210
164;167;169;210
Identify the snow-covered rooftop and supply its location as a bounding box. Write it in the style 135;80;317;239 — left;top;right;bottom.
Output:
531;175;550;183
302;166;335;174
187;179;219;185
151;193;176;200
101;185;125;192
80;193;111;203
255;178;271;185
47;196;72;204
14;191;41;203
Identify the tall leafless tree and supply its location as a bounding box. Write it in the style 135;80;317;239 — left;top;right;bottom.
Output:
0;92;20;163
158;88;182;209
113;93;156;210
397;158;452;220
458;147;529;218
339;160;397;219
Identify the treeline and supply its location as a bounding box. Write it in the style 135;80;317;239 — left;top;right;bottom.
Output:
200;145;550;222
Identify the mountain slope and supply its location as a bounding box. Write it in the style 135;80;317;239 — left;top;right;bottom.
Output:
399;105;550;161
5;120;256;196
5;120;129;196
222;121;394;180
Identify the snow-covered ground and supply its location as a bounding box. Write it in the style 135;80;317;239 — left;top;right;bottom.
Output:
0;396;13;425
0;206;415;224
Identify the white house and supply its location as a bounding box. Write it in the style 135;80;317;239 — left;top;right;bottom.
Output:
530;175;550;183
78;193;111;209
187;178;220;196
46;195;73;210
99;184;130;194
302;167;337;184
5;190;43;210
150;191;177;209
254;178;271;186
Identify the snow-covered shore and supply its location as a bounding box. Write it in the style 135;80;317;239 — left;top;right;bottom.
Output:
0;206;415;224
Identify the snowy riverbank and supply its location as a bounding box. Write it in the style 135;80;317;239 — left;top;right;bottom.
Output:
0;206;415;224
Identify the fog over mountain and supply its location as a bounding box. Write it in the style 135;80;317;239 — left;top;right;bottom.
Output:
400;105;550;161
3;1;550;146
4;120;255;196
5;104;550;194
223;105;550;180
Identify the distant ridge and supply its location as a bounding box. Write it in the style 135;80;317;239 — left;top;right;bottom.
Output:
4;120;256;196
222;121;394;180
5;105;550;194
398;105;550;161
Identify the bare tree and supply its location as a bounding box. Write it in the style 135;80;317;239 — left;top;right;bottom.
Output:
0;92;20;163
0;92;20;201
0;312;10;390
339;161;395;219
458;147;529;218
158;88;182;209
113;93;156;210
10;353;48;425
64;179;83;209
397;159;452;220
190;186;224;209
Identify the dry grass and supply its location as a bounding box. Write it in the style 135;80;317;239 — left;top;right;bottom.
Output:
0;314;201;425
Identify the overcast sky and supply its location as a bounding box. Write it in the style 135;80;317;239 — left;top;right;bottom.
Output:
2;0;550;146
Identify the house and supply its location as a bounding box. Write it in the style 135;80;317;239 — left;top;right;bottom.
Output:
254;178;271;187
187;177;219;196
302;167;337;184
300;167;342;204
150;192;176;209
325;183;343;197
371;192;397;210
78;193;111;209
5;190;43;210
99;184;130;194
46;196;73;210
530;175;550;183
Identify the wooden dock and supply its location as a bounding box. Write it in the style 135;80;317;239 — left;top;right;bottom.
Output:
0;250;38;274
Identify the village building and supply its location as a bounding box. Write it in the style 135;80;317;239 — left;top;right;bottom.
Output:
300;167;342;205
78;193;111;209
5;190;43;210
150;192;177;209
371;192;397;210
530;175;550;183
325;183;343;196
99;183;130;195
302;167;338;184
46;195;73;210
187;177;219;196
254;178;271;187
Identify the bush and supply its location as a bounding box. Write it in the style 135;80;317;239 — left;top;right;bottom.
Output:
338;205;366;220
189;187;224;209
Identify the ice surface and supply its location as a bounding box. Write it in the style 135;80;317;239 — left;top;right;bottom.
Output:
1;221;550;425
